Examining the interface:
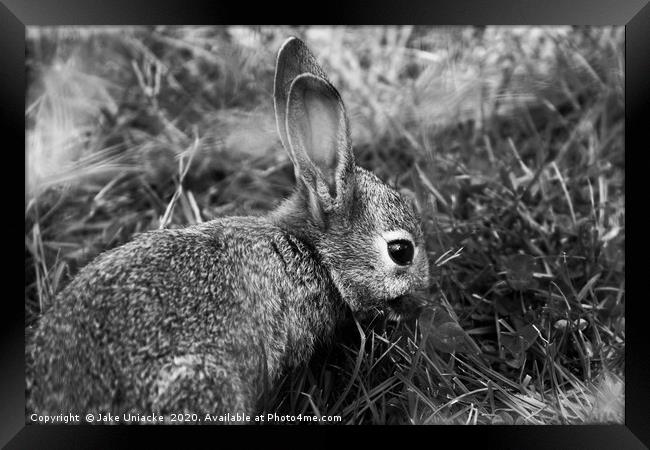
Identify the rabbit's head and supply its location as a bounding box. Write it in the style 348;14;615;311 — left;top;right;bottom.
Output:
273;37;430;313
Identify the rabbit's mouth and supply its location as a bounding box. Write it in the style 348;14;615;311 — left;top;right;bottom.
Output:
386;294;426;322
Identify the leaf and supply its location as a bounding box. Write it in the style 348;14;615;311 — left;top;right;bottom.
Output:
419;306;481;355
500;324;540;367
491;411;514;424
501;325;539;353
428;321;481;355
504;254;536;291
495;296;520;316
504;352;526;369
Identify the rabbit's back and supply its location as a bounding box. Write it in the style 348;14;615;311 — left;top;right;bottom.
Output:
28;216;344;416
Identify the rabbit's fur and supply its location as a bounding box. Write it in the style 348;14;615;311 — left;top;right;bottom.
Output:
27;37;430;420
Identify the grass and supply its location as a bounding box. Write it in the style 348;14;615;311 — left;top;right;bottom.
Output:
25;26;625;425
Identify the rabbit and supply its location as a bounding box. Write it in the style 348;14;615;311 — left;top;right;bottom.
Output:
26;36;430;422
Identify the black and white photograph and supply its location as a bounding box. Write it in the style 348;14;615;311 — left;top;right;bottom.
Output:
24;26;625;426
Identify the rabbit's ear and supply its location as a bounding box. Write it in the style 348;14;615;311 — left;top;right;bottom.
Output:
285;73;355;218
274;37;330;160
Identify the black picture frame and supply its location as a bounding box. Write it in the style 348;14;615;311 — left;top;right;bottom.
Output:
5;1;646;447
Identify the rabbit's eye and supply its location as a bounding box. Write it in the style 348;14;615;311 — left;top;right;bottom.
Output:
387;240;414;266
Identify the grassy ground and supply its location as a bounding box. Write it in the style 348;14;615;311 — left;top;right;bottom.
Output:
25;26;625;424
